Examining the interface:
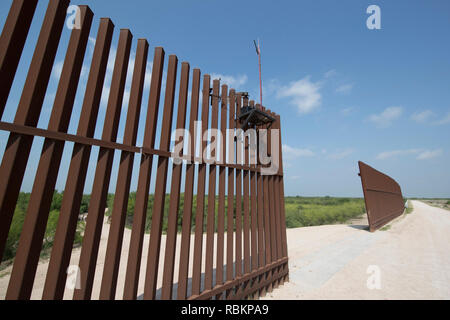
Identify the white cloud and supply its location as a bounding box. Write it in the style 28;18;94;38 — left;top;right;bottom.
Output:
210;73;248;90
434;112;450;125
416;149;443;160
277;76;322;114
335;83;353;94
100;47;117;108
283;162;292;168
341;107;354;115
376;148;443;160
88;36;96;51
144;65;152;90
376;149;420;160
324;69;337;78
263;78;281;96
50;38;153;113
328;148;354;160
368;106;403;127
411;110;434;123
282;144;315;159
53;36;97;81
52;60;64;80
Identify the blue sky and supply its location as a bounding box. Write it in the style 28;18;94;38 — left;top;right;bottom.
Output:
0;0;449;197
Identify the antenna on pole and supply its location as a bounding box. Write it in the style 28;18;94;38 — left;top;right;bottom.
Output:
236;39;274;132
253;39;262;106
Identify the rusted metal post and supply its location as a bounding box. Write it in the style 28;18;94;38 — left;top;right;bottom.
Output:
250;148;258;272
205;79;220;293
161;62;190;300
234;93;243;297
0;1;290;299
100;39;149;300
143;54;178;300
191;74;210;297
5;5;93;300
123;47;165;300
241;98;251;295
358;161;405;232
0;0;291;301
73;29;133;300
271;111;283;287
225;89;236;299
215;84;228;299
262;106;273;293
255;104;265;296
42;18;115;300
177;68;201;300
0;0;69;263
0;0;38;119
266;109;278;289
275;113;289;282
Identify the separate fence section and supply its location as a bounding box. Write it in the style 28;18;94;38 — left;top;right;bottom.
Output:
358;161;405;232
0;0;288;300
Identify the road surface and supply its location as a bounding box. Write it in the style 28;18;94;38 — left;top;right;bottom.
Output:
262;200;450;299
1;200;448;299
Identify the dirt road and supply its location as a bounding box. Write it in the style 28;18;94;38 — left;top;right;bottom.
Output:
2;200;448;299
262;200;450;299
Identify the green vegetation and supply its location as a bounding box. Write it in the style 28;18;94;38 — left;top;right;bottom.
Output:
105;193;239;234
380;224;391;231
416;198;450;211
4;193;366;263
405;200;413;214
105;194;367;233
284;196;366;228
2;192;87;263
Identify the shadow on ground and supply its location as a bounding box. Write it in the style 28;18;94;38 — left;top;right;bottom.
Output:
347;224;369;231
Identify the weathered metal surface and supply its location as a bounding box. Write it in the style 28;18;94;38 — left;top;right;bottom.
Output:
0;0;288;300
73;28;132;300
234;93;244;297
123;47;165;300
0;0;38;119
43;17;115;300
225;89;236;299
216;84;228;299
143;54;178;300
177;68;201;300
0;0;69;266
358;161;405;232
6;4;93;300
205;79;220;293
100;38;149;300
191;74;210;297
161;61;189;300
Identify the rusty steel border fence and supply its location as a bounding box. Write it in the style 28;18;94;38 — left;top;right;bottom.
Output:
358;161;405;232
0;0;288;300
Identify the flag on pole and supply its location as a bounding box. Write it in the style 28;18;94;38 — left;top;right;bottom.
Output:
253;39;260;55
254;39;262;106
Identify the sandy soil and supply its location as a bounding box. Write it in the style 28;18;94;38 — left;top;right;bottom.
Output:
262;200;450;299
2;200;449;300
420;199;450;211
0;217;226;300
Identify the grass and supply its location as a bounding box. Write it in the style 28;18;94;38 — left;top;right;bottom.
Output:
284;196;366;228
2;192;86;263
3;193;365;264
380;225;391;231
416;198;450;211
406;200;413;214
